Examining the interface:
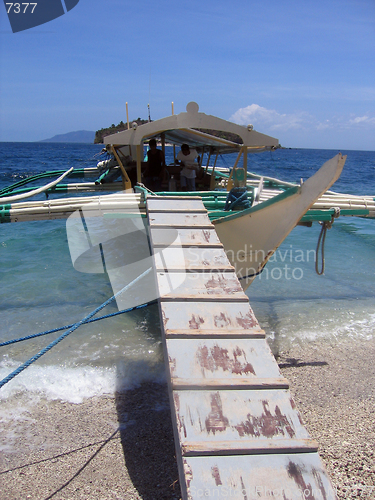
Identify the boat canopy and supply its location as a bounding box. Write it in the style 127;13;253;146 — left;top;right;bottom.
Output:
103;102;279;154
102;102;279;189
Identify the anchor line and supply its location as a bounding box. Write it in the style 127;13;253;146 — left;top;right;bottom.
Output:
0;300;157;348
0;267;152;389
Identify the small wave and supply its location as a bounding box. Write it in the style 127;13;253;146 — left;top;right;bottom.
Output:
0;358;166;404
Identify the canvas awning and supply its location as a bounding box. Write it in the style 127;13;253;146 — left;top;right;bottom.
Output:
103;102;279;153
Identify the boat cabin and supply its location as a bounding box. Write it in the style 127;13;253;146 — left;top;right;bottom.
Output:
102;102;279;193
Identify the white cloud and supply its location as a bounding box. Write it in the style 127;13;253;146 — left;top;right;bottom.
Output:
348;115;375;126
230;105;375;135
230;104;311;131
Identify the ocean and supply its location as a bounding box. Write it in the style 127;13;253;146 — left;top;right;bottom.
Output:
0;143;374;416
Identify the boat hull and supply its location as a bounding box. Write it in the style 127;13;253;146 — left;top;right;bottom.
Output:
214;154;346;289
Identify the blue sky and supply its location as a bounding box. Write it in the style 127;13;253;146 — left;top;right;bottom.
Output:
0;0;374;149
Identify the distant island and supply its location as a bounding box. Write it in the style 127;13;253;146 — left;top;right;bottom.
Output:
94;119;148;143
39;130;96;143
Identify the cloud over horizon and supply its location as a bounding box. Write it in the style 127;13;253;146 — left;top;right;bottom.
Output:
230;104;375;136
230;104;310;132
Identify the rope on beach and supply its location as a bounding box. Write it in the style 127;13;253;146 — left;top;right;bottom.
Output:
0;300;157;348
0;267;152;389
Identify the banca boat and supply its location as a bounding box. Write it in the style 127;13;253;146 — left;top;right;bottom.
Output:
1;102;374;295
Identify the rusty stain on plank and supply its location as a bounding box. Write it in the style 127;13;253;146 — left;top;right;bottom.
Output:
211;465;222;486
189;314;205;329
234;400;296;439
196;344;256;376
205;393;229;434
287;460;319;500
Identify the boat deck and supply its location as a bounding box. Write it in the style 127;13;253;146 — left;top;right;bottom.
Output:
146;196;337;500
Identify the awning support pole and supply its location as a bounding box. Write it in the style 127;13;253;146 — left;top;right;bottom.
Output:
226;149;243;191
136;144;142;184
110;146;132;191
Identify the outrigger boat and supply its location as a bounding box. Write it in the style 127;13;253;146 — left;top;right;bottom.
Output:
1;102;374;295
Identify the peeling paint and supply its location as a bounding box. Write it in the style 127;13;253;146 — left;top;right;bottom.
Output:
287;461;316;500
235;401;296;438
312;467;329;500
236;311;258;328
211;465;222;486
162;309;169;328
205;393;229;434
196;344;256;376
169;355;177;376
205;274;242;294
202;230;212;243
183;458;193;490
214;312;232;328
174;393;188;438
189;314;205;329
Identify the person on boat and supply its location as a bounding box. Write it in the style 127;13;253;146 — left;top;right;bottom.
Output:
176;143;200;191
143;138;165;191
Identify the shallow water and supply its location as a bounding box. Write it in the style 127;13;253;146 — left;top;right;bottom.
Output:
0;143;374;412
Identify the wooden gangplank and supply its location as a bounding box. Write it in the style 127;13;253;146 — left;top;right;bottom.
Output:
146;196;337;500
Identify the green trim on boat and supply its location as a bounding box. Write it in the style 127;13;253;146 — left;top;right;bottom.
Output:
212;185;300;223
299;208;371;223
0;209;11;223
46;185;69;194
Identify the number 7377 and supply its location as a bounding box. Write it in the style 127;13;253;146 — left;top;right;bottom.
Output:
6;3;37;13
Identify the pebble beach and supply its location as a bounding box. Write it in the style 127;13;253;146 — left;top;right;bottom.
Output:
1;337;374;500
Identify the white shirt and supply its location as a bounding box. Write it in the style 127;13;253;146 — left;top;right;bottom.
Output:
177;149;199;179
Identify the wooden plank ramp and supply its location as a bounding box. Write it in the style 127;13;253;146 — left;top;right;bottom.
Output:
146;196;337;500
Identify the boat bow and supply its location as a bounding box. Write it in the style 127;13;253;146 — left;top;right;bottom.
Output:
213;153;346;289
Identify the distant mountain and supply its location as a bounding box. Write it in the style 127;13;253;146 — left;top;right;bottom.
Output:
39;130;96;143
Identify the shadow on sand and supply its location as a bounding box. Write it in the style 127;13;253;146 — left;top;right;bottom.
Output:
115;382;181;499
277;358;329;369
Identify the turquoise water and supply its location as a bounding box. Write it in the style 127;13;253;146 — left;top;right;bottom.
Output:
0;143;374;405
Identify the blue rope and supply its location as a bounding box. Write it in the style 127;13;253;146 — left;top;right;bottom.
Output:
0;268;152;389
0;300;157;348
224;187;250;211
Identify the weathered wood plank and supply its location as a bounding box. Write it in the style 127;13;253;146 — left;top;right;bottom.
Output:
172;389;310;448
153;246;234;272
183;454;336;499
150;227;223;247
160;301;260;331
166;338;283;381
